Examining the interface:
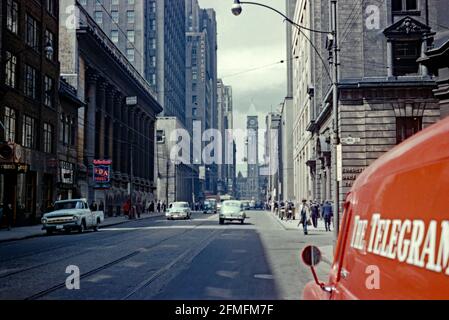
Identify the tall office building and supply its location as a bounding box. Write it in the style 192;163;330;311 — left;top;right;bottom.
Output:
217;79;235;195
186;0;218;196
79;0;186;126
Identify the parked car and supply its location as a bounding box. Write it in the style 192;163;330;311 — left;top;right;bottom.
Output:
166;202;191;220
301;116;449;300
41;199;104;235
219;200;246;225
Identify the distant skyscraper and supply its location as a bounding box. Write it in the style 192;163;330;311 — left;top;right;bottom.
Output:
186;0;218;195
80;0;186;126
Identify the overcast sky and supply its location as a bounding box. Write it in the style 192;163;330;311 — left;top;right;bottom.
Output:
198;0;288;176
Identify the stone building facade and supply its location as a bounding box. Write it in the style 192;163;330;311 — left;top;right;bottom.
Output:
156;117;195;205
292;0;448;211
59;2;162;216
1;0;60;225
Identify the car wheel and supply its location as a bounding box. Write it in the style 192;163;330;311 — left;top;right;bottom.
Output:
219;218;224;225
241;220;245;225
78;221;86;233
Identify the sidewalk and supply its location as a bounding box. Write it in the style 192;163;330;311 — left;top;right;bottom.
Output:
0;211;166;243
267;210;335;265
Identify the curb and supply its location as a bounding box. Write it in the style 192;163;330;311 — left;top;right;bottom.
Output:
0;213;166;244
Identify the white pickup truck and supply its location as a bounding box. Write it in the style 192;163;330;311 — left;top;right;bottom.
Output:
41;199;104;235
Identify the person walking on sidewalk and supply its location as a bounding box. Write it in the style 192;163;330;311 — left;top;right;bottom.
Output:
298;199;310;235
3;203;13;231
310;201;319;228
322;200;333;232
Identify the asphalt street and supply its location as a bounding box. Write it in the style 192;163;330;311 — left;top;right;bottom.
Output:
0;210;333;300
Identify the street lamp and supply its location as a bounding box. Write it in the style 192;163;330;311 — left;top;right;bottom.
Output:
231;0;341;241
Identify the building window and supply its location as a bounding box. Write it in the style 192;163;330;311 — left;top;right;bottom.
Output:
24;65;37;99
46;0;55;16
22;115;36;149
4;107;16;142
150;38;156;49
111;10;119;23
44;76;54;108
79;0;87;5
4;52;17;88
396;117;422;144
111;0;119;6
392;0;418;12
127;10;135;24
127;48;135;62
111;30;119;43
43;123;53;153
44;29;55;60
151;2;156;13
26;14;40;50
393;40;421;76
6;0;19;34
151;56;156;67
94;11;103;24
128;0;135;5
127;30;135;43
156;130;165;143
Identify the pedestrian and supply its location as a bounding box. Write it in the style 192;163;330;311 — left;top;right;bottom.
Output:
162;201;167;212
150;200;155;213
298;199;311;235
157;201;161;213
137;202;141;218
3;203;13;231
123;199;130;218
322;201;333;232
99;201;105;212
90;201;98;212
311;201;319;228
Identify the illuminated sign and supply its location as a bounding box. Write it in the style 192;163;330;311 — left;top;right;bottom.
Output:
93;160;112;189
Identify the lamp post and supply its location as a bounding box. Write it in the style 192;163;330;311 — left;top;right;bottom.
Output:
231;0;341;240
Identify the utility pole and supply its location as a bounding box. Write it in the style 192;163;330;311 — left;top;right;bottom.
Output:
330;0;341;243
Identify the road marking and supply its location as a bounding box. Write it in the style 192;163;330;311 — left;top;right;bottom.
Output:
254;274;274;280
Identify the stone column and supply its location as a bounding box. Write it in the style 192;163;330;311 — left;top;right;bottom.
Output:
97;81;107;159
105;85;115;160
86;70;98;202
420;38;429;77
387;40;394;78
114;93;123;174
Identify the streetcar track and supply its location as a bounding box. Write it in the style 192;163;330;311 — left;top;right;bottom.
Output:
22;215;218;300
0;216;200;279
0;217;167;263
121;229;220;300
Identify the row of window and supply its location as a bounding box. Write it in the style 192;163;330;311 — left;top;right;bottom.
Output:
3;107;77;152
79;0;136;7
6;0;56;61
4;51;55;106
94;9;136;25
3;107;53;152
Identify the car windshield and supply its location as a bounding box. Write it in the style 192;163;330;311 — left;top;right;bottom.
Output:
54;201;84;210
223;201;241;208
172;203;189;208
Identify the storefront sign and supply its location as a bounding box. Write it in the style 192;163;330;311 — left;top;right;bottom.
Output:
93;160;112;189
0;163;29;173
59;161;74;186
342;167;366;188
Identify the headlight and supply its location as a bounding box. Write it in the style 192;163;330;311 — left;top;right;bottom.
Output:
41;218;47;224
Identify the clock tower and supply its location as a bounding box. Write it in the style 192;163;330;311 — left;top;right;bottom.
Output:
246;116;260;202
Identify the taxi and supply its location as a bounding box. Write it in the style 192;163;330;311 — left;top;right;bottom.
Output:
302;116;449;300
